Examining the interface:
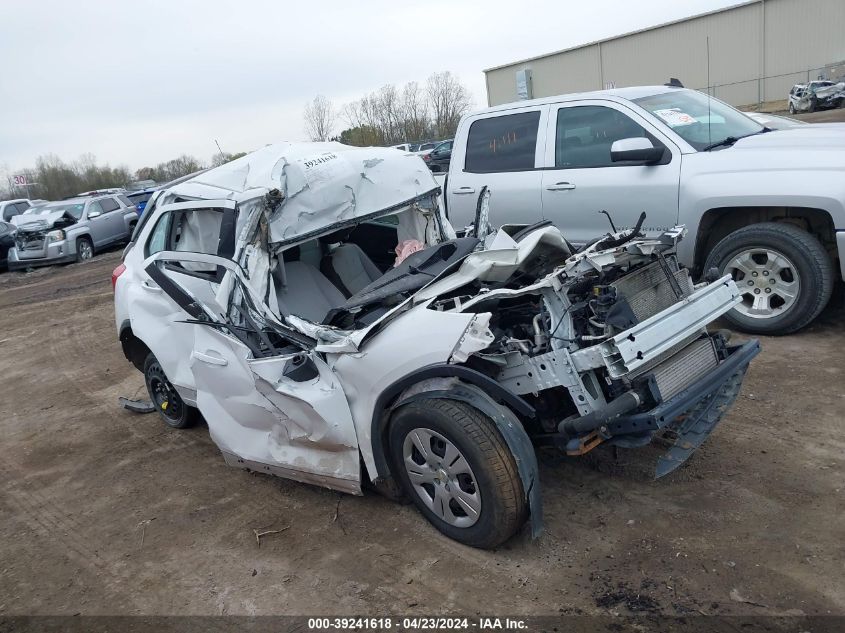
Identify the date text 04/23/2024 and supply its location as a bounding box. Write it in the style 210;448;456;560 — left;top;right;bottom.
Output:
307;617;528;630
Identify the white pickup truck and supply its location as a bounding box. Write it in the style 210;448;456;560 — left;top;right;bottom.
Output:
442;85;845;335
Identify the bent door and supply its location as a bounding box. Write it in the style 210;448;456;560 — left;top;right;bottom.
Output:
191;327;361;493
130;199;236;401
147;249;361;494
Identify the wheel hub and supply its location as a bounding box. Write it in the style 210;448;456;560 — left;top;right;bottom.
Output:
147;365;183;422
725;248;800;319
402;428;481;528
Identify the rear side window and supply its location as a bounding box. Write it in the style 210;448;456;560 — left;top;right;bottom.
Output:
118;194;135;207
146;213;170;256
100;198;119;212
464;111;540;173
145;208;224;273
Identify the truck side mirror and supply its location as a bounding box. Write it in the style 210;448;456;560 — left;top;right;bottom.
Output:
610;137;665;164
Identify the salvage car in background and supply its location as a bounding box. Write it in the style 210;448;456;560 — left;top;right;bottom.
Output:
8;194;137;270
444;85;845;335
424;139;453;172
0;199;40;222
114;142;758;548
126;188;156;215
788;81;845;113
0;221;17;270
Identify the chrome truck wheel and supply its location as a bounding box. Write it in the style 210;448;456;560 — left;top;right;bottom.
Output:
726;248;800;318
704;222;833;335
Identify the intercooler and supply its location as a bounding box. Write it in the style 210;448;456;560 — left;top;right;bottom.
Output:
639;337;720;401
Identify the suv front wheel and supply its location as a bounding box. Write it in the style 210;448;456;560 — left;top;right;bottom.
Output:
704;222;833;335
388;398;526;549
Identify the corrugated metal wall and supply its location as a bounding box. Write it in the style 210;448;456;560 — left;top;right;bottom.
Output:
763;0;845;100
485;0;845;107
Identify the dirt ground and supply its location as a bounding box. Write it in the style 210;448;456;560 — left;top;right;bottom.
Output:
0;241;843;618
790;108;845;123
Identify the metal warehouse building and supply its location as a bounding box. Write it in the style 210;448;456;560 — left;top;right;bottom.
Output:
484;0;845;107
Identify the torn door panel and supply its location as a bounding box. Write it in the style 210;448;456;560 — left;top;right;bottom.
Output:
191;327;361;493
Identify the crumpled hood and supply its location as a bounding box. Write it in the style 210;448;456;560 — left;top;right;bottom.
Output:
10;210;73;232
164;142;441;245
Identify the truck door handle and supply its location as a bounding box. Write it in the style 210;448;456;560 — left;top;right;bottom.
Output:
452;187;476;195
141;280;161;293
191;351;228;366
546;182;576;191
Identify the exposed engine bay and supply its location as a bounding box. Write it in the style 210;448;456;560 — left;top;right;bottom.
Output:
12;211;77;251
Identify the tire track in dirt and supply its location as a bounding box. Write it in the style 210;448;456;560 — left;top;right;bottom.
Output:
0;462;140;612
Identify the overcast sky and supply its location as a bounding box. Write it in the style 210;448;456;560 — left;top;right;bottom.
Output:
0;0;741;174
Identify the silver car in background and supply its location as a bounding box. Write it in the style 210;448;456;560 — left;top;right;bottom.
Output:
8;194;137;270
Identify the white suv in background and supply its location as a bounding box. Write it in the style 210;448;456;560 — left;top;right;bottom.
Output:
0;199;40;222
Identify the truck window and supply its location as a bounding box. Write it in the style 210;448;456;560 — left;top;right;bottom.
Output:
555;106;650;169
465;111;540;173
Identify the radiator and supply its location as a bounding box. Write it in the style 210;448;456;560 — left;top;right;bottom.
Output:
611;258;694;322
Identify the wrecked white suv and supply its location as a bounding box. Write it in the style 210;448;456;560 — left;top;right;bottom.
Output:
114;142;759;548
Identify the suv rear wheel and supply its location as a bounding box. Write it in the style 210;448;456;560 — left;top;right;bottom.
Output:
704;222;833;335
388;398;525;548
143;353;198;429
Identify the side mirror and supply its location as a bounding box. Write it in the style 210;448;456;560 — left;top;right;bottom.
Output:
88;210;102;218
610;137;665;164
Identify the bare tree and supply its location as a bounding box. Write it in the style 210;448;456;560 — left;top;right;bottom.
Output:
426;71;472;139
303;95;336;142
401;81;430;143
210;151;247;168
336;71;471;147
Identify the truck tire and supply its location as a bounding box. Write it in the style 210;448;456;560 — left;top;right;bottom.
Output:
388;399;526;548
704;222;833;335
75;237;93;263
143;353;199;429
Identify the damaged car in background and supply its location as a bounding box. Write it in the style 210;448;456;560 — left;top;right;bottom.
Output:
8;194;138;270
114;143;759;548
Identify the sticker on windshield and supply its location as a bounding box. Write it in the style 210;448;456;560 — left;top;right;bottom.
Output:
653;108;697;127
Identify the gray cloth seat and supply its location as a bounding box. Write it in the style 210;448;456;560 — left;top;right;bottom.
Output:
274;260;346;323
325;243;382;296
